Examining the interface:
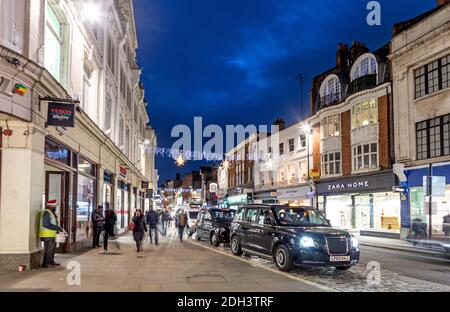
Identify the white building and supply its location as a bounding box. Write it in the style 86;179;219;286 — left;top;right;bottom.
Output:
391;0;450;238
253;120;313;206
0;0;158;270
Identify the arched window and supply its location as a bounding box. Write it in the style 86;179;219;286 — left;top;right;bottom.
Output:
351;54;378;81
319;75;341;107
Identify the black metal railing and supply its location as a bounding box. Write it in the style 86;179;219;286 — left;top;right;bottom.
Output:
320;92;342;108
348;74;377;95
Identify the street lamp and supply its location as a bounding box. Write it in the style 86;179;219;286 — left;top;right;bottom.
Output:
302;123;313;207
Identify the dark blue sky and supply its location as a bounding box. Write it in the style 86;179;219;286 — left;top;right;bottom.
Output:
134;0;435;183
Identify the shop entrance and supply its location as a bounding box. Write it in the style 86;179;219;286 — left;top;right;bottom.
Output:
45;169;70;253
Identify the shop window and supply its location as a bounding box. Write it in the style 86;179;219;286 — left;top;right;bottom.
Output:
45;138;70;166
353;143;378;171
322;114;341;138
415;54;450;99
279;168;286;185
351;99;378;129
289;139;295;152
416;114;450;160
76;174;96;241
78;158;96;177
298;161;307;183
288;164;296;184
321;152;341;176
45;2;66;83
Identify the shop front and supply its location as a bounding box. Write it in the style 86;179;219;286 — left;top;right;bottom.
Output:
316;171;400;237
253;190;278;204
117;181;130;231
227;194;248;210
44;137;98;251
103;171;114;210
277;186;311;206
404;163;450;238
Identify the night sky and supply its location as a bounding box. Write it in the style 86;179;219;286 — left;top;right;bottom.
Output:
134;0;435;184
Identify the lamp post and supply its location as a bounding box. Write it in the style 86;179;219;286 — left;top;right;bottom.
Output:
303;124;313;207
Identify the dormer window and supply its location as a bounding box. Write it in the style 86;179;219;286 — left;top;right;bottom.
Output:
320;75;341;107
351;54;377;81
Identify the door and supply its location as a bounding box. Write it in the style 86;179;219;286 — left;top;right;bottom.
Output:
199;211;212;240
241;207;258;251
254;208;276;255
45;171;69;253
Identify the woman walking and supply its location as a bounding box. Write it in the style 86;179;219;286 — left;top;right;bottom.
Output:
131;209;147;252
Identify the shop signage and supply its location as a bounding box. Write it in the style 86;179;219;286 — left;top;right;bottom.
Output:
228;195;247;205
141;181;149;189
119;166;128;179
310;169;320;178
254;191;277;200
47;102;75;127
316;173;396;195
209;183;218;193
277;186;310;200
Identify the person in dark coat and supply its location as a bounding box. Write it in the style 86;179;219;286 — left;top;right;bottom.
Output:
145;208;159;245
161;208;170;237
443;214;450;237
132;209;147;252
91;206;105;248
103;206;117;253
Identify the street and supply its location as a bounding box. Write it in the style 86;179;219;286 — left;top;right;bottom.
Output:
1;228;448;292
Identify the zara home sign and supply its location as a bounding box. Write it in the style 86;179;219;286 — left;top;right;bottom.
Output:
328;181;370;191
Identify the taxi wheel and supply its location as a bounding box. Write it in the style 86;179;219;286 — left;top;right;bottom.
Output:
231;236;243;256
211;233;220;247
274;245;294;272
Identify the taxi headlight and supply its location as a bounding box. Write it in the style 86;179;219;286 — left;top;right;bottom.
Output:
300;236;315;248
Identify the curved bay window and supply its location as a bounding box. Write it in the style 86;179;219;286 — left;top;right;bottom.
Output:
76;158;97;241
351;99;378;129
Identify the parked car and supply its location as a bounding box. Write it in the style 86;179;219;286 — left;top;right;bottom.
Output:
193;208;236;246
230;204;360;272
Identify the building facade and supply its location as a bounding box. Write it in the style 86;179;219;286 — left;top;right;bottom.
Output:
181;171;202;206
0;0;157;270
308;41;397;237
253;120;313;207
391;1;450;238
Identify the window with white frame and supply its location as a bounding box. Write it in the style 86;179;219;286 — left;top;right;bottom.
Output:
279;168;286;185
82;61;93;112
353;143;378;171
351;99;378;129
298;134;306;150
125;127;130;156
322;114;341;138
45;3;65;83
351;55;377;81
320;76;341;107
288;164;296;184
321;152;341;176
289;139;295;152
298;160;307;183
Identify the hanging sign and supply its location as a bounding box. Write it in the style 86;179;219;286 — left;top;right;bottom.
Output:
47;103;75;127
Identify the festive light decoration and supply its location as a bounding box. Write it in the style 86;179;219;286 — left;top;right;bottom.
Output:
175;154;186;167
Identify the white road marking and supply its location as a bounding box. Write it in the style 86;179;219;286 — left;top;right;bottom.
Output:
188;240;337;292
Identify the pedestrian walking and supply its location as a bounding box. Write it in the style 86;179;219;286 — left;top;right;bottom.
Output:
131;209;147;252
443;213;450;237
161;208;170;237
103;206;117;253
145;208;159;245
177;209;188;242
39;200;64;268
92;205;105;248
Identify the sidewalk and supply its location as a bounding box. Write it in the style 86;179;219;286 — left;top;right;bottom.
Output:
0;228;321;292
358;235;450;257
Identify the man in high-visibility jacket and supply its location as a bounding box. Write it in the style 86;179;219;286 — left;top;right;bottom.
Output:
40;200;63;268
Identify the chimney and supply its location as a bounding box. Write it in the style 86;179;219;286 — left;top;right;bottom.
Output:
350;41;369;62
437;0;450;6
336;43;349;68
273;118;286;131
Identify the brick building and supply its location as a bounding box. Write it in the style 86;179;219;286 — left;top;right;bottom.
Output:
307;41;398;237
181;171;202;206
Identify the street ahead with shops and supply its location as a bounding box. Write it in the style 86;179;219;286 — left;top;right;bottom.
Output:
1;229;449;292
